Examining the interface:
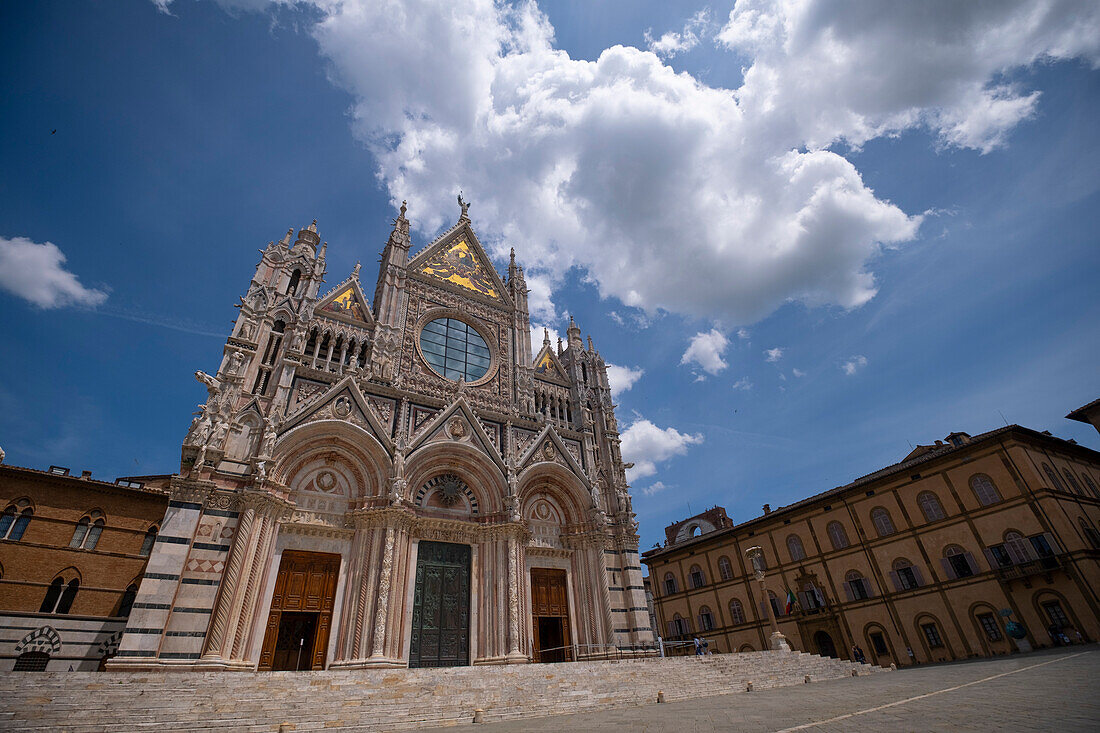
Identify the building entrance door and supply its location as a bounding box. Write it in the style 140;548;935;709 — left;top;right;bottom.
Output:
531;568;571;663
409;541;471;668
258;550;340;671
814;630;838;658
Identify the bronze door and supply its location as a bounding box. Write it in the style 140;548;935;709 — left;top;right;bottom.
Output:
258;550;340;671
409;541;471;668
530;568;571;662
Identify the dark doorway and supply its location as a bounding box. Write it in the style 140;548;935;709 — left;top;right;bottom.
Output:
271;612;318;671
410;541;471;668
537;617;567;662
531;568;572;662
814;630;838;658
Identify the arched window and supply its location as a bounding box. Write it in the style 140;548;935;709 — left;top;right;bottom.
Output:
286;268;301;296
844;570;872;600
827;521;849;550
717;556;733;581
689;524;701;538
970;475;1001;506
787;535;806;561
918;491;946;522
669;613;689;637
1079;517;1100;550
1063;470;1081;494
116;583;139;617
13;651;50;672
728;598;745;625
69;511;105;550
664;572;678;595
1083;473;1099;499
1003;531;1033;565
871;508;896;537
689;564;706;589
1043;463;1065;491
767;589;783;617
891;558;921;591
0;499;33;541
39;578;64;613
698;605;714;631
139;526;158;557
40;573;80;614
943;545;975;579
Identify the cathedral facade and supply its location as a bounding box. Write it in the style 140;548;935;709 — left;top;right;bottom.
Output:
112;201;651;671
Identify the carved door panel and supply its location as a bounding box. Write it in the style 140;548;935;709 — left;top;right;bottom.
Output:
530;568;571;662
409;541;470;668
258;550;340;671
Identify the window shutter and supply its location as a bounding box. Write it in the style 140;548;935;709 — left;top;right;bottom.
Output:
982;547;999;569
864;578;875;598
940;558;957;580
911;566;925;587
1042;532;1062;554
798;591;810;609
889;570;901;592
842;582;854;602
963;552;979;575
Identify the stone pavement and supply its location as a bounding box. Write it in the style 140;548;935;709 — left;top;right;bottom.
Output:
437;646;1100;733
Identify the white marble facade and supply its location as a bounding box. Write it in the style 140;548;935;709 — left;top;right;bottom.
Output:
111;201;651;671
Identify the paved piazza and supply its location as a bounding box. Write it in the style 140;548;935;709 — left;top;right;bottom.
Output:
440;646;1099;733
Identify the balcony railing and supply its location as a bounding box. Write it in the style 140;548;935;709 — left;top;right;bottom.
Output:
994;555;1062;581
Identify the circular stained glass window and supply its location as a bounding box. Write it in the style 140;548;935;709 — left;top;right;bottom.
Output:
419;318;491;382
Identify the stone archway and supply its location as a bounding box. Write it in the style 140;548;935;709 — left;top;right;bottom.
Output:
814;630;838;658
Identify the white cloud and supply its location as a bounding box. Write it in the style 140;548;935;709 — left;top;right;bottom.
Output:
717;0;1100;154
529;323;560;359
605;363;644;397
681;329;729;375
732;377;753;391
842;355;868;375
620;416;704;483
179;0;1096;328
764;347;784;362
524;272;557;323
0;236;108;309
645;9;711;59
737;328;751;340
792;368;805;377
640;480;668;497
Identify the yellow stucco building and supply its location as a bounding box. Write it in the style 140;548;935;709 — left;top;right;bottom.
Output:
643;422;1100;666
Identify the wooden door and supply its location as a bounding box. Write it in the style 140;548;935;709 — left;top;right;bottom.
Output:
258;550;340;671
530;568;571;662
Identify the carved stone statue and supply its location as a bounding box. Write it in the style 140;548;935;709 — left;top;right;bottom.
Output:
288;329;305;352
392;431;408;479
185;408;212;447
254;459;267;482
389;478;407;505
504;494;521;523
194;370;221;398
192;444;208;475
259;415;280;458
238;318;255;340
458;192;470;218
589;484;603;511
226;351;244;377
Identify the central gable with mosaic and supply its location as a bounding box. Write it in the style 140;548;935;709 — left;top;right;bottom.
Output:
320;285;369;322
419;240;499;299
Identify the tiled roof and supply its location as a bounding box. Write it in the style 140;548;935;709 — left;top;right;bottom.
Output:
1067;398;1100;423
0;463;170;497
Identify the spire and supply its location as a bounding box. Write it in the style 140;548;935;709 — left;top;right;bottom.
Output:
567;315;583;350
280;228;293;247
353;261;361;277
307;219;318;233
317;242;327;260
543;328;551;347
587;335;594;352
294;220;320;256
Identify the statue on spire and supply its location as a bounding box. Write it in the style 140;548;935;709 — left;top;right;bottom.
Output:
458;192;470;219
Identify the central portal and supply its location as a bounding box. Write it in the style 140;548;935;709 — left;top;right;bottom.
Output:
409;541;471;668
530;567;571;663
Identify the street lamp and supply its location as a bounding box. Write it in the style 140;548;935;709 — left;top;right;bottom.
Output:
745;546;791;651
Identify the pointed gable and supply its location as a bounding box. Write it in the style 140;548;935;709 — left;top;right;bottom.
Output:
281;376;393;453
408;220;511;306
407;395;506;473
533;344;570;384
316;274;374;326
517;423;590;483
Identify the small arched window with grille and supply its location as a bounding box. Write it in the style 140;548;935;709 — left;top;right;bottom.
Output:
1083;473;1100;499
0;499;33;541
728;598;745;625
689;565;706;589
787;535;806;561
918;491;946;522
70;511;106;550
827;521;850;550
970;474;1001;506
13;651;50;672
1079;517;1100;549
717;556;733;581
870;508;896;537
664;572;678;595
1063;470;1082;494
1043;463;1065;491
40;573;80;614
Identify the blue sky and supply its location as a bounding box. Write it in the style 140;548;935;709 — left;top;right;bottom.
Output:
1;1;1098;553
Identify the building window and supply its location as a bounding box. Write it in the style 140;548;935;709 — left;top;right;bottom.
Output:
921;622;944;649
943;546;975;579
827;521;849;550
891;559;921;591
1004;531;1033;564
870;508;896;537
977;613;1002;641
717;556;733;581
116;583;139;617
689;565;706;589
13;652;50;672
70;511;106;550
787;535;806;561
419;317;492;382
845;571;872;600
669;614;689;637
139;527;158;557
870;632;889;656
40;575;80;614
0;499;33;541
970;474;1001;506
768;590;784;618
917;491;946;522
1083;473;1099;499
1042;600;1070;630
1029;533;1059;568
1079;517;1100;549
1063;470;1082;494
286;268;301;296
1043;463;1065;492
664;572;678;595
699;606;714;632
728;599;745;625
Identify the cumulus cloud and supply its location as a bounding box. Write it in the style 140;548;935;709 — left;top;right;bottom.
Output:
732;377;753;391
645;9;711;59
737;328;751;340
639;480;668;497
620;416;704;483
681;329;729;375
0;236;108;309
764;347;784;362
172;0;1097;327
842;355;868;375
529;323;560;359
605;363;644;397
792;368;805;377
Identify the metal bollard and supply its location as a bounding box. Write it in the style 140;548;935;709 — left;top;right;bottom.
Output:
804;674;811;684
657;690;666;703
746;681;753;692
473;709;484;724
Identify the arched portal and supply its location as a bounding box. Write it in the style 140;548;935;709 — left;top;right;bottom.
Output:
814;630;838;658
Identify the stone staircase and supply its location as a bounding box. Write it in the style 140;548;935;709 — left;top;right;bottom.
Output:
0;651;886;732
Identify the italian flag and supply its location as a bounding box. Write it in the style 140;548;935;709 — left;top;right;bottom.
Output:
784;589;796;615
